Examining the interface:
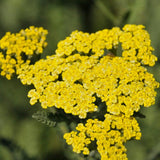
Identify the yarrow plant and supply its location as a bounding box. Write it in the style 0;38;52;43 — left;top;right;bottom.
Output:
0;24;159;160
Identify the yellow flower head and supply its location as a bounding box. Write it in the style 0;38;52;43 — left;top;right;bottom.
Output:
56;24;157;66
0;26;48;79
17;24;159;119
64;113;141;160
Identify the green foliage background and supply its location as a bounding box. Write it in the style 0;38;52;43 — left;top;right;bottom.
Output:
0;0;160;160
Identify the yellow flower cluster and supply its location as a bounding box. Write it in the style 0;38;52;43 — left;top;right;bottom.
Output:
56;24;157;66
0;26;48;79
17;54;98;118
10;24;159;159
86;56;159;117
64;114;141;160
120;25;157;66
17;24;159;118
18;55;159;119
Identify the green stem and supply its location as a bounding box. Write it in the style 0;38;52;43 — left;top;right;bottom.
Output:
147;142;160;160
94;0;119;25
126;0;147;24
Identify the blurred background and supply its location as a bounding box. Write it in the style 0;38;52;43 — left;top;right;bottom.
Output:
0;0;160;160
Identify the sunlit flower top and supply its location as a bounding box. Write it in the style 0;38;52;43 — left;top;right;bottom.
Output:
0;26;48;79
56;24;157;66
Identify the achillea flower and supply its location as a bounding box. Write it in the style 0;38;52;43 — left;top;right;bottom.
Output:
56;24;157;66
0;26;48;79
8;24;159;160
64;114;141;160
17;25;159;119
120;24;157;66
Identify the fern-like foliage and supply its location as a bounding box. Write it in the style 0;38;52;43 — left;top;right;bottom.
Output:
32;110;56;127
32;107;86;128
